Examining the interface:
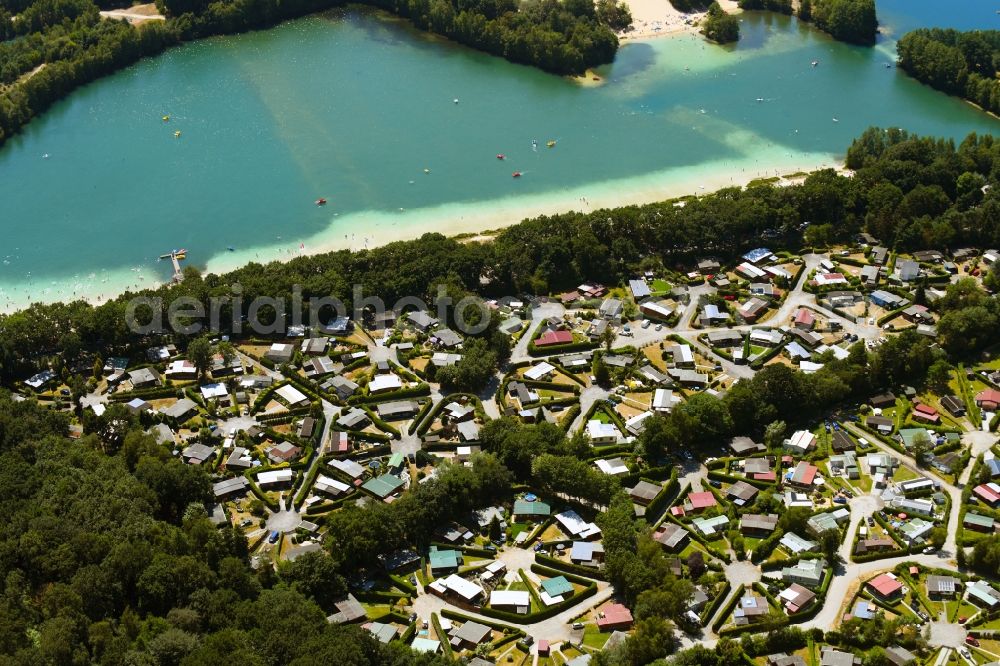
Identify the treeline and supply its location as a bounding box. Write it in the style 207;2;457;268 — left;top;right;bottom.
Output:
736;0;792;15
799;0;877;45
0;0;627;147
897;28;1000;117
0;391;451;664
6;128;1000;380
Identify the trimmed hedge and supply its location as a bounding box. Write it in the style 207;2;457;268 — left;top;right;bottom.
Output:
711;584;745;632
533;554;608;581
431;613;454;660
700;580;731;626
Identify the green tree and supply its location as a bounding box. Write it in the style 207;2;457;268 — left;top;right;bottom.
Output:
187;337;213;379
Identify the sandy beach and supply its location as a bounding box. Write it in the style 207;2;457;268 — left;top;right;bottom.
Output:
0;153;844;315
618;0;742;41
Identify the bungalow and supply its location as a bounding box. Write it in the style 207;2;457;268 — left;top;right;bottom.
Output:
165;359;197;380
587;420;620;445
813;273;848;287
870;290;907;310
738;298;769;322
406;310;439;331
569;541;605;566
989;458;1000;478
700;304;729;326
870;392;897;408
430;575;483;604
736;262;768;280
535;329;574;348
902;305;932;324
161;398;198;423
301;337;329;356
275;384;308;407
684;491;718;513
750;329;784;347
778;583;817;613
595;458;629;476
433;328;463;348
707;330;742;347
785;341;811;362
779;532;818;555
456;421;480;442
790;328;823;349
314;476;351;498
751;283;778;298
976;389;1000;411
337;407;370;430
925;575;959;598
625;411;654;435
524;362;555;381
940;395;966;417
257;469;294;488
866;415;893;434
899;518;934;545
629;279;651;300
225;447;253;471
512;498;551;520
213;476;249;500
556;510;602;539
498;318;523;336
730;436;765;456
766;265;792;281
305;356;337;378
967;580;1000;610
652;388;680;413
974;483;1000;507
450;621;492;650
320;316;352;337
867;573;903;600
327;595;367;625
298;417;317;440
639;301;673;321
831;430;856;452
727;481;760;507
599;298;624;320
860;265;880;286
128;367;161;390
744;457;771;478
733;594;769;625
912;403;941;425
628;480;662;506
891;497;934;517
870;246;888;265
181;443;215;465
267;441;301;464
744;248;774;264
126;398;152;414
692;515;729;537
698;258;721;273
829;452;859;479
200;383;230;403
596;604;634;632
896;260;920;282
265;343;295;365
376;400;419;420
668;368;708;387
807;510;848;536
786;430;816;455
856;538;896;555
669;345;694;368
740;513;778;536
884;647;918;666
820;648;862;666
964;512;995;533
793;308;815;330
653;523;690;551
362;474;405;500
369;373;403;394
490;590;530;614
639;365;670;386
789;461;818;487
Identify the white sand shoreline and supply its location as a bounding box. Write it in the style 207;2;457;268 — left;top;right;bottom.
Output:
617;0;741;42
0;153;840;315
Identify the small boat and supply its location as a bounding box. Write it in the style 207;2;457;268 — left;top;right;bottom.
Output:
315;198;327;206
424;168;431;174
811;60;818;67
174;131;181;138
756;97;764;102
162;115;170;122
453;98;459;104
512;171;522;178
832;117;839;122
227;246;235;252
496;153;505;160
547;140;556;148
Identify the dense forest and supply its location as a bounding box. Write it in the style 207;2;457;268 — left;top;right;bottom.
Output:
736;0;791;15
0;0;627;147
897;28;1000;117
798;0;877;45
3;128;1000;383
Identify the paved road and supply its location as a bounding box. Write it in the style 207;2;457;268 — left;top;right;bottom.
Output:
511;302;567;364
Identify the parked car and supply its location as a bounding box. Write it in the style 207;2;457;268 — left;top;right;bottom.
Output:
572;622;584;630
965;636;980;647
408;613;417;623
641;319;651;329
709;480;723;489
268;530;281;544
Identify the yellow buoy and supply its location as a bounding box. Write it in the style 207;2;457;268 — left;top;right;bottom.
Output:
174;131;182;138
162;115;170;122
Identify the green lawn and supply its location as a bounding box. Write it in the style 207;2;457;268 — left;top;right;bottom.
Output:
582;630;611;649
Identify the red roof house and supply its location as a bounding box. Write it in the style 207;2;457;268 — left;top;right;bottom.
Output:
912;403;940;424
686;491;717;512
867;573;903;599
793;308;815;329
535;330;574;348
974;483;1000;507
596;604;634;632
977;389;1000;411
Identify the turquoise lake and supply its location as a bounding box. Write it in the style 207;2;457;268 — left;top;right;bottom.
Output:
0;0;997;307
